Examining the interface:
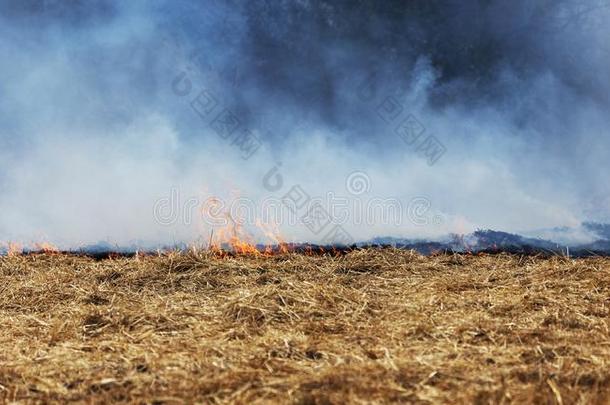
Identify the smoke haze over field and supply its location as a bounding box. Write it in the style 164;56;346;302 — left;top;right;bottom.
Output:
0;0;609;248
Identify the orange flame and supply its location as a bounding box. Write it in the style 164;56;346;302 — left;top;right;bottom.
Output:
33;242;59;254
209;213;260;256
203;198;290;256
7;242;23;257
256;219;289;254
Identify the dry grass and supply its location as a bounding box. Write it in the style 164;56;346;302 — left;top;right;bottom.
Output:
0;249;609;404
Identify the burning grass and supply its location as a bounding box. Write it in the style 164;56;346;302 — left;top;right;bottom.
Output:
0;249;609;403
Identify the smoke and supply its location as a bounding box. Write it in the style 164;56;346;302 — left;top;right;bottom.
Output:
0;0;609;248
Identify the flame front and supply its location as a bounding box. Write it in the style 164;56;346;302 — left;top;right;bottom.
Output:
203;201;289;256
7;242;23;257
33;242;59;254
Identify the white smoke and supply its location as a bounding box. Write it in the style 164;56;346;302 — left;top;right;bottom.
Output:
0;1;609;249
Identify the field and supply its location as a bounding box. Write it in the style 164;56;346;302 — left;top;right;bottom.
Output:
0;249;609;404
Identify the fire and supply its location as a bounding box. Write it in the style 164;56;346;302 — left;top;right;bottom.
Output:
7;242;23;257
1;241;60;256
208;213;260;255
256;220;289;254
33;242;59;254
199;194;348;257
203;200;289;256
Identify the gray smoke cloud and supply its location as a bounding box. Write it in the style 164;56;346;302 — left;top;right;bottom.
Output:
0;0;609;248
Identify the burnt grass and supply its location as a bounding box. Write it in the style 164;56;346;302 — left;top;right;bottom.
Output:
0;249;609;404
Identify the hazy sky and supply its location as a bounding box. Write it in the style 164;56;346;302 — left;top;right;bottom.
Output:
1;0;609;248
